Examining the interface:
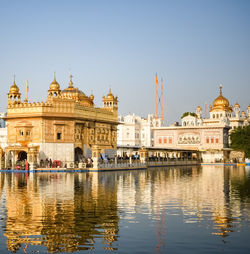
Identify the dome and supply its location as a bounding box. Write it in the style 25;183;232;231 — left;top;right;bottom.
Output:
9;80;20;94
61;75;93;107
234;102;240;108
89;94;94;100
49;77;60;91
106;88;114;100
211;84;232;112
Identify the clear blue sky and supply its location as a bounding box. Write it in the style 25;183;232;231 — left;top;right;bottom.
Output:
0;0;249;124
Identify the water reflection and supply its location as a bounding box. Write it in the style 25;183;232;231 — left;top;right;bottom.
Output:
0;166;250;253
0;173;119;252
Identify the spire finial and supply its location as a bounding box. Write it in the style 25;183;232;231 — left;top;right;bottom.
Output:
219;84;222;95
69;74;73;88
13;74;16;85
54;72;56;81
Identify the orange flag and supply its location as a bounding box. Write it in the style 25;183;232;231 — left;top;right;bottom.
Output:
156;73;158;85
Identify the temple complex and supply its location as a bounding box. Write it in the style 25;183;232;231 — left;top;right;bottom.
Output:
2;75;118;169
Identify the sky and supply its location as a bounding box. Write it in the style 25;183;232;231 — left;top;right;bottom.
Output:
0;0;249;124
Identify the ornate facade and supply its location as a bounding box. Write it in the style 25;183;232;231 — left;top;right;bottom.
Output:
3;75;118;168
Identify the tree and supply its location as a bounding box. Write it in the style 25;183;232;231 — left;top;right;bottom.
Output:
230;125;250;158
181;112;197;119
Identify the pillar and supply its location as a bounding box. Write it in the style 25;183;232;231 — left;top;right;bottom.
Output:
28;146;39;170
129;154;132;165
139;147;148;164
92;145;101;169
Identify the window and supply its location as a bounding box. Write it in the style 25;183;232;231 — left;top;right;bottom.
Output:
216;138;219;143
206;138;209;143
164;138;167;144
169;137;172;144
57;132;61;140
211;138;214;143
159;138;162;144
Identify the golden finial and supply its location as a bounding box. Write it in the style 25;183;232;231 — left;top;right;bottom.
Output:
54;72;56;81
13;74;16;85
69;74;73;88
219;84;222;96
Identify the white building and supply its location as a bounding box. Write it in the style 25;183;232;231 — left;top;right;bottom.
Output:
195;85;250;130
153;85;250;162
117;113;163;149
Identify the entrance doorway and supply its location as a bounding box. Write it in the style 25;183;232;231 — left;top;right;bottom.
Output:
75;147;83;162
18;151;27;161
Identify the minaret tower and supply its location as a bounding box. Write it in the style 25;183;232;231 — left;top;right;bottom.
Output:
234;103;240;118
102;89;118;112
8;76;21;105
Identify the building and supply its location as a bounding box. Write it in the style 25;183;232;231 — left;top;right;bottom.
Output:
153;85;250;162
117;114;163;156
2;75;118;168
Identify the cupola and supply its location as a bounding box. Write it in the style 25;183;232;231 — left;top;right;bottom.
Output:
48;73;61;98
8;77;21;104
102;88;118;111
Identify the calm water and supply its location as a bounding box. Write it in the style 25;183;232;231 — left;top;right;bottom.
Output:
0;166;250;253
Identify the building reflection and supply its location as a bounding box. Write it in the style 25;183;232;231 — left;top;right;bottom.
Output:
116;165;250;243
1;166;250;252
1;172;119;252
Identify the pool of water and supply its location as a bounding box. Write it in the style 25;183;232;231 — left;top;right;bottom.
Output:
0;165;250;253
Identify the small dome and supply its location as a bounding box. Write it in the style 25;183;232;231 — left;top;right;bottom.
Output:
49;74;60;91
234;102;240;108
9;80;20;94
89;94;94;100
196;106;201;110
241;111;246;116
106;88;114;100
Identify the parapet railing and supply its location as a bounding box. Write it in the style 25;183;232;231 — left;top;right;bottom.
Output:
99;162;146;169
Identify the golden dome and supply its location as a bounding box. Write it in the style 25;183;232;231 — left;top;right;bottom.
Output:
106;88;114;100
89;94;94;101
61;75;93;107
211;84;232;112
9;80;20;94
234;102;240;108
49;74;60;91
